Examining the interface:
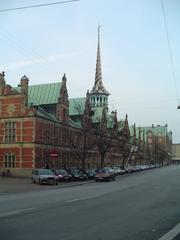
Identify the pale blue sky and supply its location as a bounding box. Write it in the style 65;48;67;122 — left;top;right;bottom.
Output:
0;0;180;142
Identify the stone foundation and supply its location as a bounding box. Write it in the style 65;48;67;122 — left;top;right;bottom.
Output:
0;168;32;178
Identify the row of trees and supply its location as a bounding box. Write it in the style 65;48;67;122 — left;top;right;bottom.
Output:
68;102;172;170
131;136;171;166
69;104;130;170
69;117;115;170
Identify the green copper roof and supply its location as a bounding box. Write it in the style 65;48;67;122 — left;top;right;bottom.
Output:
129;125;169;142
107;113;117;129
15;82;61;105
17;82;86;116
69;98;86;115
107;114;114;128
28;82;61;105
92;107;103;122
28;83;86;116
118;120;125;131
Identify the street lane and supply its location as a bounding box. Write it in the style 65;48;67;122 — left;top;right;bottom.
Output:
0;165;180;240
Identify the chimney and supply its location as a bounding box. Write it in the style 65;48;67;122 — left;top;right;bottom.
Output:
20;75;29;105
0;71;5;95
4;85;12;95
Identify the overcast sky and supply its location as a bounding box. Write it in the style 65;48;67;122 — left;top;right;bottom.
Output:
0;0;180;142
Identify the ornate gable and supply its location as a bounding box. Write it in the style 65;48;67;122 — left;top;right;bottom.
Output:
58;74;69;106
56;74;69;122
83;90;93;128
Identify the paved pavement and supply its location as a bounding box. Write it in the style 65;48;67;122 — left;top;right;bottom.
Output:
0;165;180;240
0;176;95;194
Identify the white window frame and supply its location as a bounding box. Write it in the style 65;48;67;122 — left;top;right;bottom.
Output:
4;154;16;168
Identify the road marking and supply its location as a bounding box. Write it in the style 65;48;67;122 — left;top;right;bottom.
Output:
0;208;35;218
66;193;106;203
158;223;180;240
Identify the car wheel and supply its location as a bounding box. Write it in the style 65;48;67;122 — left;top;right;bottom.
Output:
33;179;35;184
113;177;115;181
96;179;98;182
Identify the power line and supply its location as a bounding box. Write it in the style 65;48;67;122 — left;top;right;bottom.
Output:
0;27;59;76
161;0;179;105
0;0;80;13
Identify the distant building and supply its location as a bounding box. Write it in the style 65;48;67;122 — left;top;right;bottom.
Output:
172;144;180;163
129;124;172;165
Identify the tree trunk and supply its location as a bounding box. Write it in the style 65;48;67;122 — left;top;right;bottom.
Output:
122;154;125;168
100;154;105;169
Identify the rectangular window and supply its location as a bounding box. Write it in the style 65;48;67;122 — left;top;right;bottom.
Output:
5;121;16;143
4;154;16;168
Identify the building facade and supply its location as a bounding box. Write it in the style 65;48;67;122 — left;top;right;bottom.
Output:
1;28;171;177
0;30;129;177
172;144;180;163
129;124;172;165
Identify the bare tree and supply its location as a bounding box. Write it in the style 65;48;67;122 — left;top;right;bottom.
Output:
93;107;113;169
69;96;95;170
94;125;112;169
118;135;130;168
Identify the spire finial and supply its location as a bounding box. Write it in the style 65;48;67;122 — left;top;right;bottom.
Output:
98;24;101;40
62;73;67;83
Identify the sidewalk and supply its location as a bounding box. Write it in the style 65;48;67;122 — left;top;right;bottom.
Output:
0;177;94;195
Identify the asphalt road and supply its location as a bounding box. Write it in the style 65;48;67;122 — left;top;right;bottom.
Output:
0;165;180;240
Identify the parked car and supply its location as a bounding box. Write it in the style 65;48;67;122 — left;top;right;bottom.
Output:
79;171;88;180
69;169;81;181
113;166;126;175
139;165;149;171
125;166;137;173
86;169;97;179
112;167;121;175
120;167;128;174
134;165;143;172
55;169;72;182
32;168;58;185
95;168;115;182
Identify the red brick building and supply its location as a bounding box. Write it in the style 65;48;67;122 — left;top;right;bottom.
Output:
0;71;129;176
0;72;91;176
0;30;130;176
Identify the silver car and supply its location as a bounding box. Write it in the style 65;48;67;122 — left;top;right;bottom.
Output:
32;168;58;185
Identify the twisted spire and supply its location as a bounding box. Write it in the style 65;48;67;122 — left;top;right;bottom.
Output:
95;25;102;86
91;25;109;95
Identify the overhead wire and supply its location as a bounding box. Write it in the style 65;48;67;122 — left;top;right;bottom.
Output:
160;0;180;106
0;0;80;80
0;0;80;13
0;27;60;80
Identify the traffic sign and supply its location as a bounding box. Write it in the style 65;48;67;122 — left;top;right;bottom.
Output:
51;150;58;158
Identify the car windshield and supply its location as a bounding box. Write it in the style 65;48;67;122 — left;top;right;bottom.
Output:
39;169;53;175
56;170;67;174
98;169;109;174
